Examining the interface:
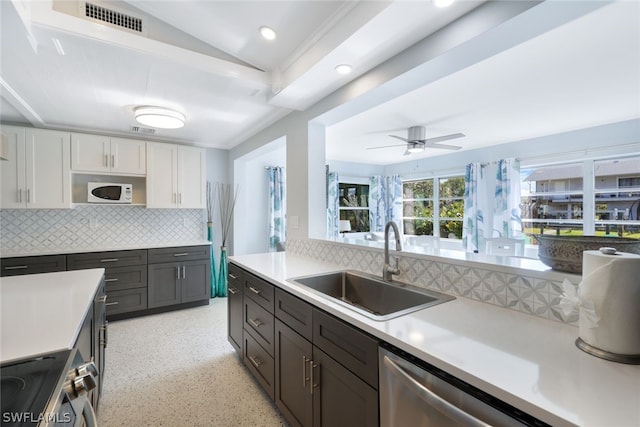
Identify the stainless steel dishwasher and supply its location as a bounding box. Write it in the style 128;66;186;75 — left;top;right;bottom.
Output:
379;345;549;427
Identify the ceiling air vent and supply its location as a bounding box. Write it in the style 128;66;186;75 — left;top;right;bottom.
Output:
130;125;156;135
84;2;143;33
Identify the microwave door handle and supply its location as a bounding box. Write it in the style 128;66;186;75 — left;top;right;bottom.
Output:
382;355;491;427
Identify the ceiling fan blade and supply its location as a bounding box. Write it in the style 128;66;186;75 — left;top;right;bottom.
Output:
366;143;407;150
424;142;462;150
403;149;411;156
388;135;410;142
423;132;465;144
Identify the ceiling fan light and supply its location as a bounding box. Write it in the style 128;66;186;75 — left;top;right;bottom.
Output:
259;26;277;41
134;107;185;129
407;142;424;153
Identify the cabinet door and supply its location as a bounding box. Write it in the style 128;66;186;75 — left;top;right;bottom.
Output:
275;319;313;427
0;125;26;208
93;280;107;409
312;348;378;427
148;262;181;308
228;268;244;354
111;138;146;175
71;133;110;173
1;255;67;276
146;142;178;208
180;260;210;303
25;129;71;209
177;146;205;208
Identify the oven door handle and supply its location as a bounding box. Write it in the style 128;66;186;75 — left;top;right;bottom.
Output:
383;355;491;427
82;399;98;427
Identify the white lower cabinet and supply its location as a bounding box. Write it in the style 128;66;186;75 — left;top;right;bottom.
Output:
146;142;205;208
0;126;71;209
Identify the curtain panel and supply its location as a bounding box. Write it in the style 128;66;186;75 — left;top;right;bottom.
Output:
326;171;340;241
369;175;403;233
494;158;523;238
267;166;286;252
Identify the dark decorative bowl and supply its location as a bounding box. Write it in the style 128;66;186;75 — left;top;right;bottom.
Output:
534;235;640;274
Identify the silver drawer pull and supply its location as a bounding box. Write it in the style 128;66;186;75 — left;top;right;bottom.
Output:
4;265;28;270
228;287;238;295
104;278;118;282
105;302;119;306
248;318;263;328
100;258;119;263
249;286;261;295
174;253;189;257
248;355;262;368
229;273;237;279
96;295;107;303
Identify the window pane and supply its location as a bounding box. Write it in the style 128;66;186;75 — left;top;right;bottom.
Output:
594;155;640;238
521;163;584;242
339;183;369;208
439;176;464;239
403;200;434;217
340;209;370;232
439;176;465;198
403;219;434;236
404;179;434;198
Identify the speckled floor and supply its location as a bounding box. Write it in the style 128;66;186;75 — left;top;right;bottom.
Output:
96;298;288;426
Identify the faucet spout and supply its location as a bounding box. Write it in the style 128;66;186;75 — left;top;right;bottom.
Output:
383;221;402;282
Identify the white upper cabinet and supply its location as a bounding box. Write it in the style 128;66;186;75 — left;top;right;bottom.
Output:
1;126;71;209
146;142;205;209
71;133;146;175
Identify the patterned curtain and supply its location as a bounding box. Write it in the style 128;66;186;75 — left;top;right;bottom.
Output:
326;171;340;241
463;163;488;252
267;167;286;252
494;158;522;238
369;175;403;233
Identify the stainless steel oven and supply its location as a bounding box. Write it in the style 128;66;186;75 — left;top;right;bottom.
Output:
379;345;549;427
1;349;98;427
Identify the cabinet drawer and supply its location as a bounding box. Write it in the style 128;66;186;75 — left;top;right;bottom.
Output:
244;297;275;357
106;288;147;316
313;309;379;389
275;289;313;341
104;265;147;291
67;250;147;269
228;262;244;293
244;272;274;313
1;255;66;276
244;331;275;400
147;245;210;264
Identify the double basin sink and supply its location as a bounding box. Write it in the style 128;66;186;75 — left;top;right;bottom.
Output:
288;270;454;321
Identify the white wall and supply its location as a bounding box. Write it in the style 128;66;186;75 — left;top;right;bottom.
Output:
233;137;286;255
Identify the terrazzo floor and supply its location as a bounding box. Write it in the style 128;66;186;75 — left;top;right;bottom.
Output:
97;298;288;426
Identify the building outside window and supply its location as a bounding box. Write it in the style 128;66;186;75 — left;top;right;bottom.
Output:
402;175;465;239
338;182;370;232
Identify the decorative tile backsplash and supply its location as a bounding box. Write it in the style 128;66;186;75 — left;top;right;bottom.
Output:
286;238;578;325
0;206;206;254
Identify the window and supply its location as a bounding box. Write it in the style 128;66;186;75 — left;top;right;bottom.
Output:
594;157;640;237
403;175;465;238
339;182;370;232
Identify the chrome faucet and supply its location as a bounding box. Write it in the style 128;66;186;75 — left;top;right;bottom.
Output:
383;221;402;281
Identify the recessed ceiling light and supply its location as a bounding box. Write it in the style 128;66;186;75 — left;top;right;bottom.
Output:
433;0;455;7
134;106;185;129
335;64;352;75
259;26;277;41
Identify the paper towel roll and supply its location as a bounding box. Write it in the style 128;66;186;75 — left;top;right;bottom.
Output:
578;250;640;356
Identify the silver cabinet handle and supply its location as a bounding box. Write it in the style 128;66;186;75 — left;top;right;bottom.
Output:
105;301;119;306
96;295;107;303
100;258;119;263
104;154;109;167
5;265;28;270
229;273;237;279
176;267;180;279
309;359;318;395
105;278;118;282
228;287;238;295
248;318;262;328
302;356;310;389
182;265;186;279
174;253;189;257
18;188;22;203
111;154;115;168
248;355;261;368
382;355;491;427
26;188;30;203
249;286;261;295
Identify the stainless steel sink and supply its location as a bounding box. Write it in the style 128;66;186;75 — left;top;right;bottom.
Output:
288;270;454;321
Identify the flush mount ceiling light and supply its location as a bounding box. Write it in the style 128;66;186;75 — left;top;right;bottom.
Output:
433;0;455;7
335;64;352;75
259;26;277;41
134;106;185;129
407;142;425;153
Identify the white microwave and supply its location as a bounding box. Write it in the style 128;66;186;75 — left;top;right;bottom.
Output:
87;182;132;203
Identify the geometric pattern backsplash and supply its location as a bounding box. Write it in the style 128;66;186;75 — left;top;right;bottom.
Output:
286;238;579;325
0;206;206;255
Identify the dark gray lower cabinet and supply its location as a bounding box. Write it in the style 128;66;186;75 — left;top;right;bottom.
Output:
1;254;66;276
148;259;210;308
227;263;244;353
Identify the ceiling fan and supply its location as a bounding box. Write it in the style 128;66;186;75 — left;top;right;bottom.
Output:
367;126;465;155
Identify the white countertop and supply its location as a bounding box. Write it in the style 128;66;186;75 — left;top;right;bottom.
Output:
0;241;212;258
0;269;104;363
230;252;640;427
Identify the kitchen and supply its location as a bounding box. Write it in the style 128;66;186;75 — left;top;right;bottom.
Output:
1;1;640;426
